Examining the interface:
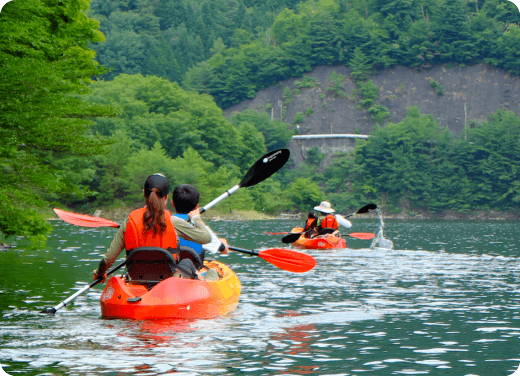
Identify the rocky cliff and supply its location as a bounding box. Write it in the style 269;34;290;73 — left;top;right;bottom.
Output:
224;63;520;165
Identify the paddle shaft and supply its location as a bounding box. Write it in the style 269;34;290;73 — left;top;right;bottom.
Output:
200;149;289;214
200;185;239;214
42;259;126;314
228;245;259;256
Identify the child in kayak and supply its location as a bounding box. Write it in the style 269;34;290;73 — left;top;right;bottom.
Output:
171;184;229;281
303;210;318;238
93;174;212;283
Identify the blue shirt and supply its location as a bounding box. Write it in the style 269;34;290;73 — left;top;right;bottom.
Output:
174;213;204;255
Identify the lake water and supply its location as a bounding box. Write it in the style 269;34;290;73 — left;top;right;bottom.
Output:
1;218;520;375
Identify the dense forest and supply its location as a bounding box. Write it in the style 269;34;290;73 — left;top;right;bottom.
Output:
1;0;520;240
87;0;520;108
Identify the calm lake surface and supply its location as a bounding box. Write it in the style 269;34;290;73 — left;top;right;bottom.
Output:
1;218;520;375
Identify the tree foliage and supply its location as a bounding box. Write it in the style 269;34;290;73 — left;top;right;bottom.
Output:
0;0;115;238
319;107;520;214
180;0;518;108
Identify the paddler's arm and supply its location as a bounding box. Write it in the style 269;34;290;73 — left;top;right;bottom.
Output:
93;218;128;282
203;225;229;255
171;210;212;245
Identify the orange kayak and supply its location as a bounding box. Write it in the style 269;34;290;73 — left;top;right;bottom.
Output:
100;260;241;320
290;227;346;249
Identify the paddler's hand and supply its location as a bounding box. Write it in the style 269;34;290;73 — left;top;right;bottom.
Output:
218;238;229;254
188;204;201;220
93;269;107;283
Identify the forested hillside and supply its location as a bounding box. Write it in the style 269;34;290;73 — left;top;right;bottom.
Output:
2;0;520;240
87;0;299;84
87;0;520;109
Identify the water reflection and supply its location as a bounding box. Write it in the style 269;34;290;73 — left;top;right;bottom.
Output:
1;220;520;375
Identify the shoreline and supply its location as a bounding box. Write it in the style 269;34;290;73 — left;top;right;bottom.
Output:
83;207;519;222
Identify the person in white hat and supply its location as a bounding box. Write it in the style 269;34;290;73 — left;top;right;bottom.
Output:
313;201;352;236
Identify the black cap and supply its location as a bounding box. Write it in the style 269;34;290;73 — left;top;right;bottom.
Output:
144;173;170;197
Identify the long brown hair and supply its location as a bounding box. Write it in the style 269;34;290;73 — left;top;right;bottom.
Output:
143;187;167;235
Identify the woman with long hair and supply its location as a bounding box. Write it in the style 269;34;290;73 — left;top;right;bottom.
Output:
93;174;211;282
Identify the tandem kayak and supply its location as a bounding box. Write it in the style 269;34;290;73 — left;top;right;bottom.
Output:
100;260;241;320
289;227;346;250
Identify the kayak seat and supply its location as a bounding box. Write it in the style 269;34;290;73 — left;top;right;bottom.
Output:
173;246;203;280
126;247;178;287
178;246;203;270
318;228;337;236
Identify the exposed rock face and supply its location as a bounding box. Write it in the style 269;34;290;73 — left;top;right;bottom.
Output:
224;63;520;165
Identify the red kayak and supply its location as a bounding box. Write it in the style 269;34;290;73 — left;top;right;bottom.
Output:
100;260;240;320
289;227;346;249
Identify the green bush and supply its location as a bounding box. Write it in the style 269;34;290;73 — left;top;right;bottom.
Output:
430;79;444;96
368;105;390;124
306;147;326;166
283;86;293;104
294;75;318;88
326;71;346;97
293;112;305;124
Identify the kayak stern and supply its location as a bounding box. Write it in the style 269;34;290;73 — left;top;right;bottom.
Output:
100;261;241;320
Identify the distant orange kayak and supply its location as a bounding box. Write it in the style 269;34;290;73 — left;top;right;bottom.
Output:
100;260;240;320
289;227;346;249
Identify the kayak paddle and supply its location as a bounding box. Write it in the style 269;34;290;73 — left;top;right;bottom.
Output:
41;258;127;315
199;148;290;214
228;246;316;273
281;204;377;243
46;150;290;314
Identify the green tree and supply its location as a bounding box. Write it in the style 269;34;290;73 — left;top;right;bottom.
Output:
86;74;244;168
228;109;292;152
481;0;520;24
286;178;326;211
155;0;187;31
430;0;478;63
0;0;114;238
349;46;373;82
486;24;520;75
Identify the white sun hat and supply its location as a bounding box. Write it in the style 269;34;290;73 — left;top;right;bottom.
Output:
314;201;335;214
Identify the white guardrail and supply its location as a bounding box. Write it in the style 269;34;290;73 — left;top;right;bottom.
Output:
292;134;370;140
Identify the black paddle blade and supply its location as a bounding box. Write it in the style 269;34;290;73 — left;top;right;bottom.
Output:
40;308;57;315
357;204;377;214
240;149;290;188
281;232;304;244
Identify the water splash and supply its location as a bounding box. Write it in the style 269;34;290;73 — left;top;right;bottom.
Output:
370;209;393;250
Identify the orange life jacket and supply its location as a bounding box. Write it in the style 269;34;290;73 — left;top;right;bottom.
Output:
304;218;317;231
124;207;178;259
320;214;338;230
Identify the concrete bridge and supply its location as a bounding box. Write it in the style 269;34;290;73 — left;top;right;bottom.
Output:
289;134;370;166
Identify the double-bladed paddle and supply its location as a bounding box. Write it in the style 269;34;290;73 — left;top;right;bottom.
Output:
228;246;316;273
44;149;291;315
281;204;377;244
